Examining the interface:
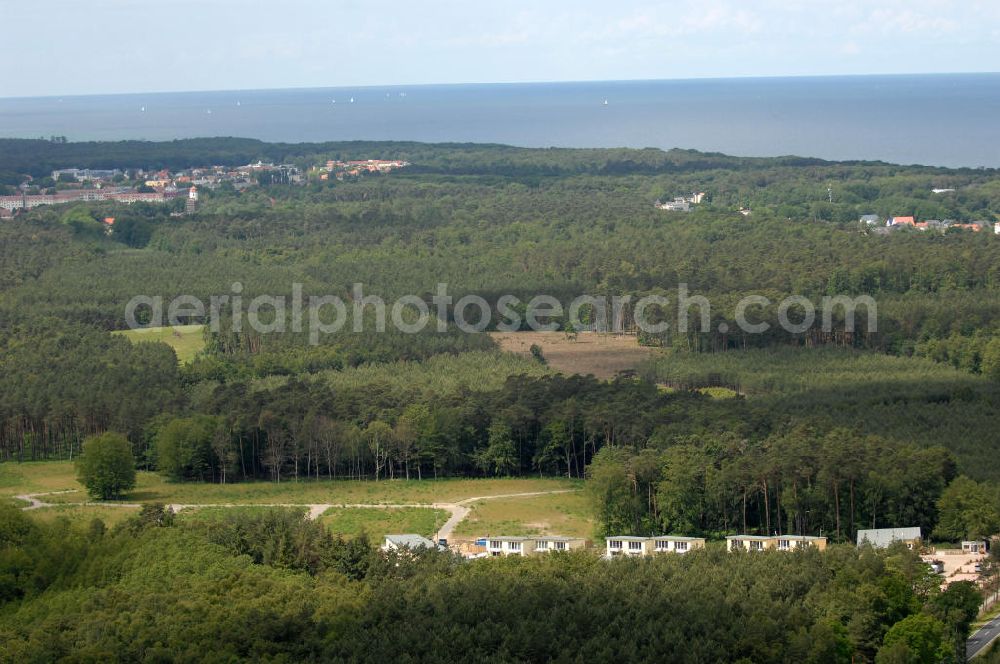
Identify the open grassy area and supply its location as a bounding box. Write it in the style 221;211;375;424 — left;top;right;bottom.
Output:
319;507;449;541
0;461;579;507
453;490;594;539
24;504;140;529
0;461;86;495
658;384;740;399
115;324;205;363
491;331;659;379
173;505;308;527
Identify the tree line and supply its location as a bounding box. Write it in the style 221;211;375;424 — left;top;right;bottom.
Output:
0;502;990;662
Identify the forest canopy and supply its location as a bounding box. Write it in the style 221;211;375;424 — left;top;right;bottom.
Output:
2;139;999;540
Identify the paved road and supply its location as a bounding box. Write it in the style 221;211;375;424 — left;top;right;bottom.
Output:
968;612;1000;659
15;488;581;543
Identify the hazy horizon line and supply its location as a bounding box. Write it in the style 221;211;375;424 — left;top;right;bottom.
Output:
3;70;998;103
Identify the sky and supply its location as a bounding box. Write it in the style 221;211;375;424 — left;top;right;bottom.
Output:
3;0;999;97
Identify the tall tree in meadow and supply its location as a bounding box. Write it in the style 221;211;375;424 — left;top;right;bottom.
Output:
75;432;136;500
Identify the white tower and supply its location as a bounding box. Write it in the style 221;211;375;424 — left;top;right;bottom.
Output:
185;186;199;215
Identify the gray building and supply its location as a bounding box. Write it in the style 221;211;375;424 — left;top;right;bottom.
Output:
856;527;922;549
382;534;438;552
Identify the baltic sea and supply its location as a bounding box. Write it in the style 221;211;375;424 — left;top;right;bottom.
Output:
2;74;998;168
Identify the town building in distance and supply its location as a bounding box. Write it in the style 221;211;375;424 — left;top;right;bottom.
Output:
0;161;304;216
318;159;409;181
0;187;174;213
861;213;989;234
655;191;706;212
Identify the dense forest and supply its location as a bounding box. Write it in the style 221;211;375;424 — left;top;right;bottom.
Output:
3;137;1000;662
2;139;1000;538
0;503;992;663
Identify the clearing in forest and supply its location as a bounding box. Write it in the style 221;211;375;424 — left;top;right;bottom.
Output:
1;462;578;506
490;331;659;379
116;324;206;363
453;491;594;539
318;506;450;542
4;462;584;541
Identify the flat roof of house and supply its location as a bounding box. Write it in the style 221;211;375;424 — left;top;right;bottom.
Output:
777;535;826;541
535;536;584;542
487;536;533;542
606;536;652;541
384;534;436;549
726;535;775;540
857;527;921;547
652;536;705;542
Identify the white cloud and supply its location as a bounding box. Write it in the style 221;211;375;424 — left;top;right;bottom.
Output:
861;8;959;34
2;0;999;96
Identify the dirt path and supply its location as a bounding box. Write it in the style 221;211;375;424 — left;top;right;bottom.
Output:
14;489;581;542
435;489;581;542
13;490;141;510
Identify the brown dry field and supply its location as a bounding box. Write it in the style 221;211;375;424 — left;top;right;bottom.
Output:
490;331;659;379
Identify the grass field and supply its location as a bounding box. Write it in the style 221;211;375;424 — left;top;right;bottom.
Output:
1;461;579;507
24;504;140;529
0;461;86;495
116;324;205;363
173;504;446;542
491;331;659;379
658;384;740;399
453;490;594;539
174;505;308;523
319;506;449;541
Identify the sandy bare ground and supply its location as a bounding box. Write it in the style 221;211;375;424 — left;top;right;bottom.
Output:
491;331;658;379
15;488;580;544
